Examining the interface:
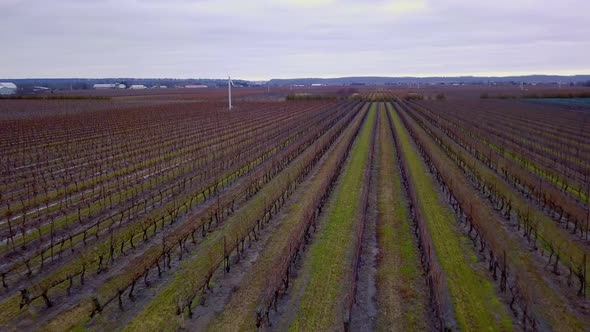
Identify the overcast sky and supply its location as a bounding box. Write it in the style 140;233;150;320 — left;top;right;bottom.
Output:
1;0;589;80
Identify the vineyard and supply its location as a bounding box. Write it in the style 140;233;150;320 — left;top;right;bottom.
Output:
1;87;589;331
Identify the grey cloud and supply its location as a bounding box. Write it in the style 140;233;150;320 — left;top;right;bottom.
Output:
1;0;588;79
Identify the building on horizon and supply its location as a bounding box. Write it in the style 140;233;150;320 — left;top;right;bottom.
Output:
0;82;17;95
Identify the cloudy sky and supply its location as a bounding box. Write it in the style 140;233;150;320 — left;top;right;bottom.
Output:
1;0;589;79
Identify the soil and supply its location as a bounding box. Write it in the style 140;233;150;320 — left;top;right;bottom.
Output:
264;120;360;330
184;114;356;331
13;161;259;331
184;200;292;331
349;116;379;331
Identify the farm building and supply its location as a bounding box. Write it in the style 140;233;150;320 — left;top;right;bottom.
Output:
93;83;116;89
33;86;50;92
185;84;208;88
93;83;127;89
129;85;147;90
0;82;17;95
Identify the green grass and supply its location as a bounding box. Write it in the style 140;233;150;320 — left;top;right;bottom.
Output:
375;104;428;331
0;122;285;250
415;102;590;266
389;104;512;331
0;109;301;224
436;111;589;203
412;102;589;286
205;105;367;331
289;103;375;331
0;296;21;327
122;107;358;332
0;130;298;328
471;130;589;203
404;104;589;331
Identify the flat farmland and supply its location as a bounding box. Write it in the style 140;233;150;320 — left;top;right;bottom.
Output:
1;87;589;331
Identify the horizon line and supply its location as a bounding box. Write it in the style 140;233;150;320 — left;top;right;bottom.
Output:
2;73;590;82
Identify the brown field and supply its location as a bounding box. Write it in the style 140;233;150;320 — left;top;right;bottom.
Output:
1;85;589;331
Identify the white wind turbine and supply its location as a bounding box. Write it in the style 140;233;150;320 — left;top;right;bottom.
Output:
228;75;236;111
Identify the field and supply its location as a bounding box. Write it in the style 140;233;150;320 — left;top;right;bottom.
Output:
1;85;589;331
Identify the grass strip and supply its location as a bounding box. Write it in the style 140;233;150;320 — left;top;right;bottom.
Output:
389;104;512;331
288;103;376;331
205;103;368;331
121;105;361;332
400;102;589;331
375;104;428;331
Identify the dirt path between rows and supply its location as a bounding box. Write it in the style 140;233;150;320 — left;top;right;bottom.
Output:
349;109;379;331
16;165;257;330
183;112;354;331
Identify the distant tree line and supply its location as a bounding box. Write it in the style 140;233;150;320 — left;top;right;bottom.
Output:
286;94;338;101
0;95;111;100
481;91;590;99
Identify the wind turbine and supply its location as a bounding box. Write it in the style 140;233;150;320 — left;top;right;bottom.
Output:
228;75;236;111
